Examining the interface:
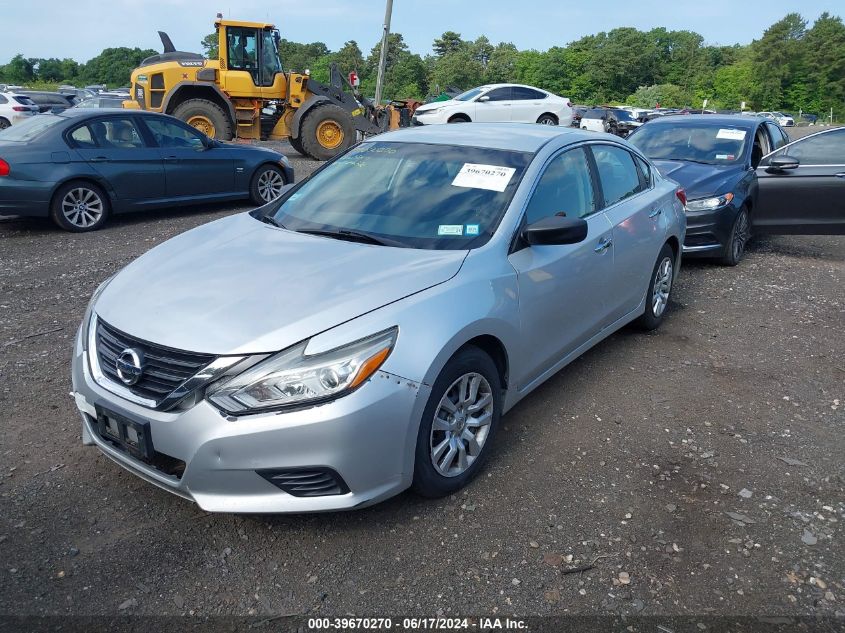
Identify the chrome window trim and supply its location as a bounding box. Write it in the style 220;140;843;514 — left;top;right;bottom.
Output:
761;127;845;161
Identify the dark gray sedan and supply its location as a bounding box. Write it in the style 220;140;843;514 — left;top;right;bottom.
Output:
0;109;293;231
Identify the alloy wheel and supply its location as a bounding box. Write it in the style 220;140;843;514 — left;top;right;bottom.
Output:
257;169;285;202
61;187;104;229
652;256;673;317
429;372;494;477
732;210;750;262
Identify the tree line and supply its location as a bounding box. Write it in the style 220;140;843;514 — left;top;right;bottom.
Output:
2;12;843;116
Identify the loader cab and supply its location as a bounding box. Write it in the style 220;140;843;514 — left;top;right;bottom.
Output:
220;20;283;88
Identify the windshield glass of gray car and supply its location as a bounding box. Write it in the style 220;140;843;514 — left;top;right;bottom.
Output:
630;123;748;165
270;141;532;249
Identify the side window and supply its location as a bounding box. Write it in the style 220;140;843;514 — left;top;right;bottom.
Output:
512;87;546;100
777;129;845;165
524;147;596;224
765;123;787;149
591;144;644;207
69;125;97;149
144;118;206;149
483;87;512;102
227;27;258;74
87;118;145;149
634;154;652;188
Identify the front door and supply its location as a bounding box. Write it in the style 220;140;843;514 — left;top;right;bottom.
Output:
69;116;166;202
507;146;614;388
755;128;845;234
142;117;234;197
474;87;513;122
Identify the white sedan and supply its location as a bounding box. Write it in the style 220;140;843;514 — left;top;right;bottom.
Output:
413;84;573;127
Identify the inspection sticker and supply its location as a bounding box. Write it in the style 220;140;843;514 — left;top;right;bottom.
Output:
452;163;516;192
466;224;480;236
716;128;746;140
438;224;464;236
715;154;735;160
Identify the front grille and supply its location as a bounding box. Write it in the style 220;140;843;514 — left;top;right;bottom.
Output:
257;468;350;497
96;319;215;405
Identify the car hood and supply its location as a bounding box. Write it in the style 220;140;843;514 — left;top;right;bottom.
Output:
416;100;461;113
95;213;468;355
651;159;745;200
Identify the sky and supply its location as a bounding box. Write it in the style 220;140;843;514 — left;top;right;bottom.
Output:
1;0;841;64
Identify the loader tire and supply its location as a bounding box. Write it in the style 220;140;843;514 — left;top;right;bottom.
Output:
299;104;355;161
172;99;234;141
289;133;305;156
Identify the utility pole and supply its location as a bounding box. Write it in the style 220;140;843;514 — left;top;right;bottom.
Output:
374;0;393;106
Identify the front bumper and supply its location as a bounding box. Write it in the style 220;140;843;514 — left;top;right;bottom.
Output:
71;326;429;513
681;204;738;256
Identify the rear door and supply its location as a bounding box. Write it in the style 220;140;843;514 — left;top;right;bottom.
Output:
68;116;166;202
754;128;845;234
510;86;547;123
141;116;235;197
474;87;513;122
590;143;667;323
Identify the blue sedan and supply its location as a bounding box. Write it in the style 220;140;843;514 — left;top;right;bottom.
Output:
0;109;293;231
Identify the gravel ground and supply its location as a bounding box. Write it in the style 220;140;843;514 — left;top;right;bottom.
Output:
0;132;843;624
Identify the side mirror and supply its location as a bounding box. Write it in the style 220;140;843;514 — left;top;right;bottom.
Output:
478;95;490;103
767;155;799;171
522;215;588;246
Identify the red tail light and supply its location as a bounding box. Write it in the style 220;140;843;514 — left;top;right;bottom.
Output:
0;159;9;177
567;101;573;108
676;188;687;206
12;106;29;112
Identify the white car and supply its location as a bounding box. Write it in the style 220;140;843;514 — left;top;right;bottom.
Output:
413;84;573;127
759;111;795;127
0;93;38;129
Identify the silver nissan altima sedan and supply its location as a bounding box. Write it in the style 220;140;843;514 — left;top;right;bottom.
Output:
71;123;686;513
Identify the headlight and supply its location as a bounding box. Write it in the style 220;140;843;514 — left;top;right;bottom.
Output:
206;327;398;414
416;108;442;116
685;192;734;212
81;274;116;352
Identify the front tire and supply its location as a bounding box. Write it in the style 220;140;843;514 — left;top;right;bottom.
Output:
412;346;502;498
50;181;110;232
299;104;355;161
719;207;750;266
636;243;675;331
249;164;287;205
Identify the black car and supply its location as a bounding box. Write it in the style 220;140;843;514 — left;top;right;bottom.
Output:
0;109;293;232
628;115;793;265
19;91;76;114
754;127;845;235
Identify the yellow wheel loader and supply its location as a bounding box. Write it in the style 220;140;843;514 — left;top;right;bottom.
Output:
124;16;389;160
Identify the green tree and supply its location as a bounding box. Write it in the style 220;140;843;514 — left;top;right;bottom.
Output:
626;83;691;108
200;32;219;59
484;42;519;83
432;31;466;57
3;54;35;83
79;47;157;86
800;12;845;115
749;13;807;109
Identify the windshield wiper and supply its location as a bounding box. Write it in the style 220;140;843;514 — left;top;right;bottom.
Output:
259;215;286;229
296;228;405;248
653;157;714;165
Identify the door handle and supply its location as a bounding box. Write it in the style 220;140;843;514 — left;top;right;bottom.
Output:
648;207;662;218
594;237;612;253
89;156;110;163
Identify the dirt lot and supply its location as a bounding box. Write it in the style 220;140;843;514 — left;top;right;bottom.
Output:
0;131;843;626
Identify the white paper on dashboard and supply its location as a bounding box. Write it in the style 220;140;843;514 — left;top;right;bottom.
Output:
451;163;516;192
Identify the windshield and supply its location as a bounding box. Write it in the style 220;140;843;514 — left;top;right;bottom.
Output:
269;141;532;250
629;123;749;165
455;88;484;101
613;110;634;121
0;114;63;141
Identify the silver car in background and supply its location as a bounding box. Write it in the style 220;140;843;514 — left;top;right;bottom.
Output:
71;124;686;513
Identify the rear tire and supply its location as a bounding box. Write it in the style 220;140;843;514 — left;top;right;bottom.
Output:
50;181;110;232
635;243;675;331
172;99;233;141
536;113;557;125
0;118;10;130
412;346;502;498
299;104;355;161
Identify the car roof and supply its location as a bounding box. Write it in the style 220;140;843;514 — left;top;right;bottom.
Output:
644;114;760;129
57;107;155;119
372;123;602;153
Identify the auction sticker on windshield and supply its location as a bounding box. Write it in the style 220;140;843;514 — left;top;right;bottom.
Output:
452;164;516;192
438;225;464;236
716;129;746;140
